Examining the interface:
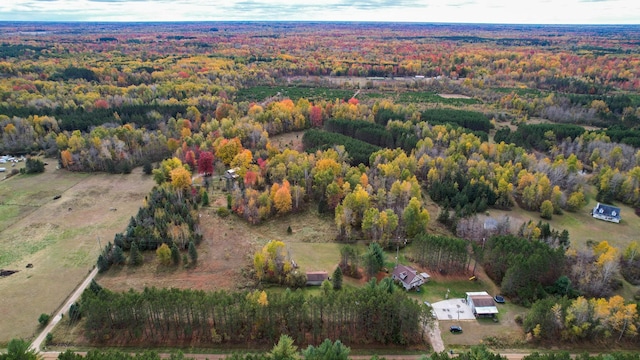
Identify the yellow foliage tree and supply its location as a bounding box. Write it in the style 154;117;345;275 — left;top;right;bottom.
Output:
273;181;292;214
156;243;172;265
215;137;243;166
170;166;192;193
253;240;291;284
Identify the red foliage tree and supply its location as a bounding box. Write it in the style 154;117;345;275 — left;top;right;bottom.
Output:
310;105;323;128
244;170;257;188
184;150;196;169
197;151;214;176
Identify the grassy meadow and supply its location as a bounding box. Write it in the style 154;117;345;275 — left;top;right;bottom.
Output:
0;164;155;344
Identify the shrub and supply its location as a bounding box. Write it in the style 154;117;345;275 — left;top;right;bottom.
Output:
286;225;292;234
514;314;523;325
285;271;307;288
217;207;231;217
142;160;153;175
38;313;51;326
45;333;53;345
24;157;45;174
540;200;554;220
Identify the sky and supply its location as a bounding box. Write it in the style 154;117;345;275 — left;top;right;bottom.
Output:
1;0;639;24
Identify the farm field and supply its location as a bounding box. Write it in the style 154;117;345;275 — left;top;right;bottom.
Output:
0;164;155;344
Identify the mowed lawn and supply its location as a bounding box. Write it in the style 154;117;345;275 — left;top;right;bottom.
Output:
0;164;155;344
486;196;640;251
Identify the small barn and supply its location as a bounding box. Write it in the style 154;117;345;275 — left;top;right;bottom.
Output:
392;264;429;291
592;202;621;223
306;271;328;286
466;291;498;318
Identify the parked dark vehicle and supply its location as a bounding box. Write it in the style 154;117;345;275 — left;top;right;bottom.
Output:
450;325;463;333
494;295;505;303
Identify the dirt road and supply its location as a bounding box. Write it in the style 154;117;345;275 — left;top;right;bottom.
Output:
425;320;445;353
30;267;99;352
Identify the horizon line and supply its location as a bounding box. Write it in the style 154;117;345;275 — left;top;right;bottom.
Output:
0;20;639;26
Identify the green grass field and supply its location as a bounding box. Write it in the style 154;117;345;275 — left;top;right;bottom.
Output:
235;85;355;102
487;196;640;251
397;92;482;105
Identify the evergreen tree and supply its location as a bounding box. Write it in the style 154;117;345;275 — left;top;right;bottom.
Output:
112;245;125;265
69;302;81;323
2;338;40;360
201;191;209;206
130;241;143;266
188;241;198;263
269;335;298;360
182;253;188;267
97;254;110;273
364;242;385;279
89;279;103;295
332;266;343;290
143;159;153;175
171;243;180;265
24;157;45;174
303;339;350;360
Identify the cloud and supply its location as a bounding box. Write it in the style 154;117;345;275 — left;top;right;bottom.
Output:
0;0;639;23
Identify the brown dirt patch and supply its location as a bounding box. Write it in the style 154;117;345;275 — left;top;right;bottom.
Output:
269;131;305;152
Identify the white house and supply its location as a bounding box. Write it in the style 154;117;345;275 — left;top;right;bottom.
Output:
392;264;429;291
592;202;621;223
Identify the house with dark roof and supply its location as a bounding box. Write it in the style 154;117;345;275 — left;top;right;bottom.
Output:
391;264;429;291
592;202;621;223
466;291;499;317
306;271;329;286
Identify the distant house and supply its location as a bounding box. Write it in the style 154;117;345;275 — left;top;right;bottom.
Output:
466;291;498;317
392;264;429;291
224;168;240;191
592;202;621;224
483;218;498;232
306;271;328;286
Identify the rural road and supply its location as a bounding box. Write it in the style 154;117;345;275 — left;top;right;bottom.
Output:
38;351;530;360
30;266;99;352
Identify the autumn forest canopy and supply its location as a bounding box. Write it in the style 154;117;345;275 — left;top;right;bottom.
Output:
3;21;640;351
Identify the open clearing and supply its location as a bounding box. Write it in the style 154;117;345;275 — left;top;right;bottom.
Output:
96;184;338;293
484;196;640;252
0;164;155;344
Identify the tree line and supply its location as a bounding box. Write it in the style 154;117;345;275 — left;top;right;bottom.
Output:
494;123;586;152
79;282;425;346
419;108;493;132
302;129;381;166
408;234;470;274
